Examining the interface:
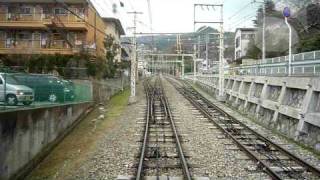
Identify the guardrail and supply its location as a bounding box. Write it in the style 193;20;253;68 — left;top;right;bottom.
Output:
0;12;85;22
199;50;320;76
0;39;97;55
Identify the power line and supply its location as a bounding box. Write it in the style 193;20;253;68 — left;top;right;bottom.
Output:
146;0;153;33
126;0;136;11
138;21;155;31
55;0;110;36
228;2;254;20
228;15;256;30
229;10;257;24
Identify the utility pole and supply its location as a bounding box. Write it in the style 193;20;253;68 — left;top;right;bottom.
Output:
193;45;197;83
253;0;266;62
218;4;225;100
128;11;143;104
198;35;201;59
262;0;266;62
206;34;209;70
176;34;184;78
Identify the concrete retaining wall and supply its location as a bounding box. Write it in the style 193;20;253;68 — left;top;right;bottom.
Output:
0;102;92;180
92;77;129;104
188;75;320;152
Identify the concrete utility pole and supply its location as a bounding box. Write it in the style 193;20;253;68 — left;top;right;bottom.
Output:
206;34;209;70
176;34;184;78
198;35;201;59
194;45;197;83
128;11;143;104
218;4;225;100
253;0;266;62
182;55;185;79
262;0;266;62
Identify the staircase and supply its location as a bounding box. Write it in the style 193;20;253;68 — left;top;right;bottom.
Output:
44;15;75;48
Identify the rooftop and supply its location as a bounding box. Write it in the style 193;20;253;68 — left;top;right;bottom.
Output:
235;28;257;33
103;17;125;36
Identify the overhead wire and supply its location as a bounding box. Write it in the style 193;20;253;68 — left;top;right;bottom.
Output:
228;15;256;30
228;2;254;20
55;0;115;36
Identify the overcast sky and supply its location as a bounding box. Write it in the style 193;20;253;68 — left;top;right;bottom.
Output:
91;0;262;35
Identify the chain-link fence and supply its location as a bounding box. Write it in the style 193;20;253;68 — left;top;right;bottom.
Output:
0;67;130;111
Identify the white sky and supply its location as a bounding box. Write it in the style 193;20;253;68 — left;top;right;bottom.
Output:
91;0;262;35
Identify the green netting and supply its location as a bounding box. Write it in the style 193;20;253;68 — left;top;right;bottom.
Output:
73;81;92;102
1;72;92;110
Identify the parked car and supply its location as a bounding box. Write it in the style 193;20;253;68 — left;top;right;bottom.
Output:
0;73;34;106
62;79;76;100
13;74;75;103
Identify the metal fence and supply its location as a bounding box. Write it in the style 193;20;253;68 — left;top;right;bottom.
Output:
0;12;85;22
0;72;93;111
199;50;320;77
230;50;320;76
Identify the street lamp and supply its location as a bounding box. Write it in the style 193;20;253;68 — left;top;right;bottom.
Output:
283;7;292;76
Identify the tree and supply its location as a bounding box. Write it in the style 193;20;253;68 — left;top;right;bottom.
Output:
246;40;262;59
254;0;276;26
265;0;276;13
297;33;320;52
104;34;121;78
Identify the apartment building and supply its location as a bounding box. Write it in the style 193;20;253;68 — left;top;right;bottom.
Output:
234;28;256;61
103;17;125;62
0;0;111;58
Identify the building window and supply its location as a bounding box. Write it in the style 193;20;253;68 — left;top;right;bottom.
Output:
241;33;255;40
236;51;242;59
54;8;67;15
18;32;32;40
20;7;32;15
236;37;240;48
78;8;85;17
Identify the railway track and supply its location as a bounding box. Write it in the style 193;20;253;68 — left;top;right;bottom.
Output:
135;77;192;179
168;77;320;180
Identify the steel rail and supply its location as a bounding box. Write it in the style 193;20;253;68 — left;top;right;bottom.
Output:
184;83;320;177
136;80;152;180
136;78;192;179
178;86;282;179
168;78;320;179
159;79;192;180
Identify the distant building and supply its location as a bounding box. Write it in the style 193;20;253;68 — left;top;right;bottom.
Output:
234;28;256;61
102;17;125;62
0;0;124;59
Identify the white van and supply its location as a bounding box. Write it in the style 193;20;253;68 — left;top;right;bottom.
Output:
0;73;34;106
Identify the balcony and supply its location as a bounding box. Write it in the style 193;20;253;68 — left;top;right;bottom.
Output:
0;13;88;30
0;40;96;56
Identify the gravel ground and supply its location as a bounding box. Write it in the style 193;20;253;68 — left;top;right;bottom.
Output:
188;80;320;178
28;76;320;180
65;83;146;180
162;78;270;179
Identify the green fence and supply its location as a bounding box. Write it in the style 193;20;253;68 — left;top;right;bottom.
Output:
0;72;93;111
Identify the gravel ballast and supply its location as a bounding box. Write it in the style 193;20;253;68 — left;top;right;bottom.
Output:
162;78;269;179
69;84;146;180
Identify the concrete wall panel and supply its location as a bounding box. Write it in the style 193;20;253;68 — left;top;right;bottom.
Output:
0;103;92;180
191;75;320;152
